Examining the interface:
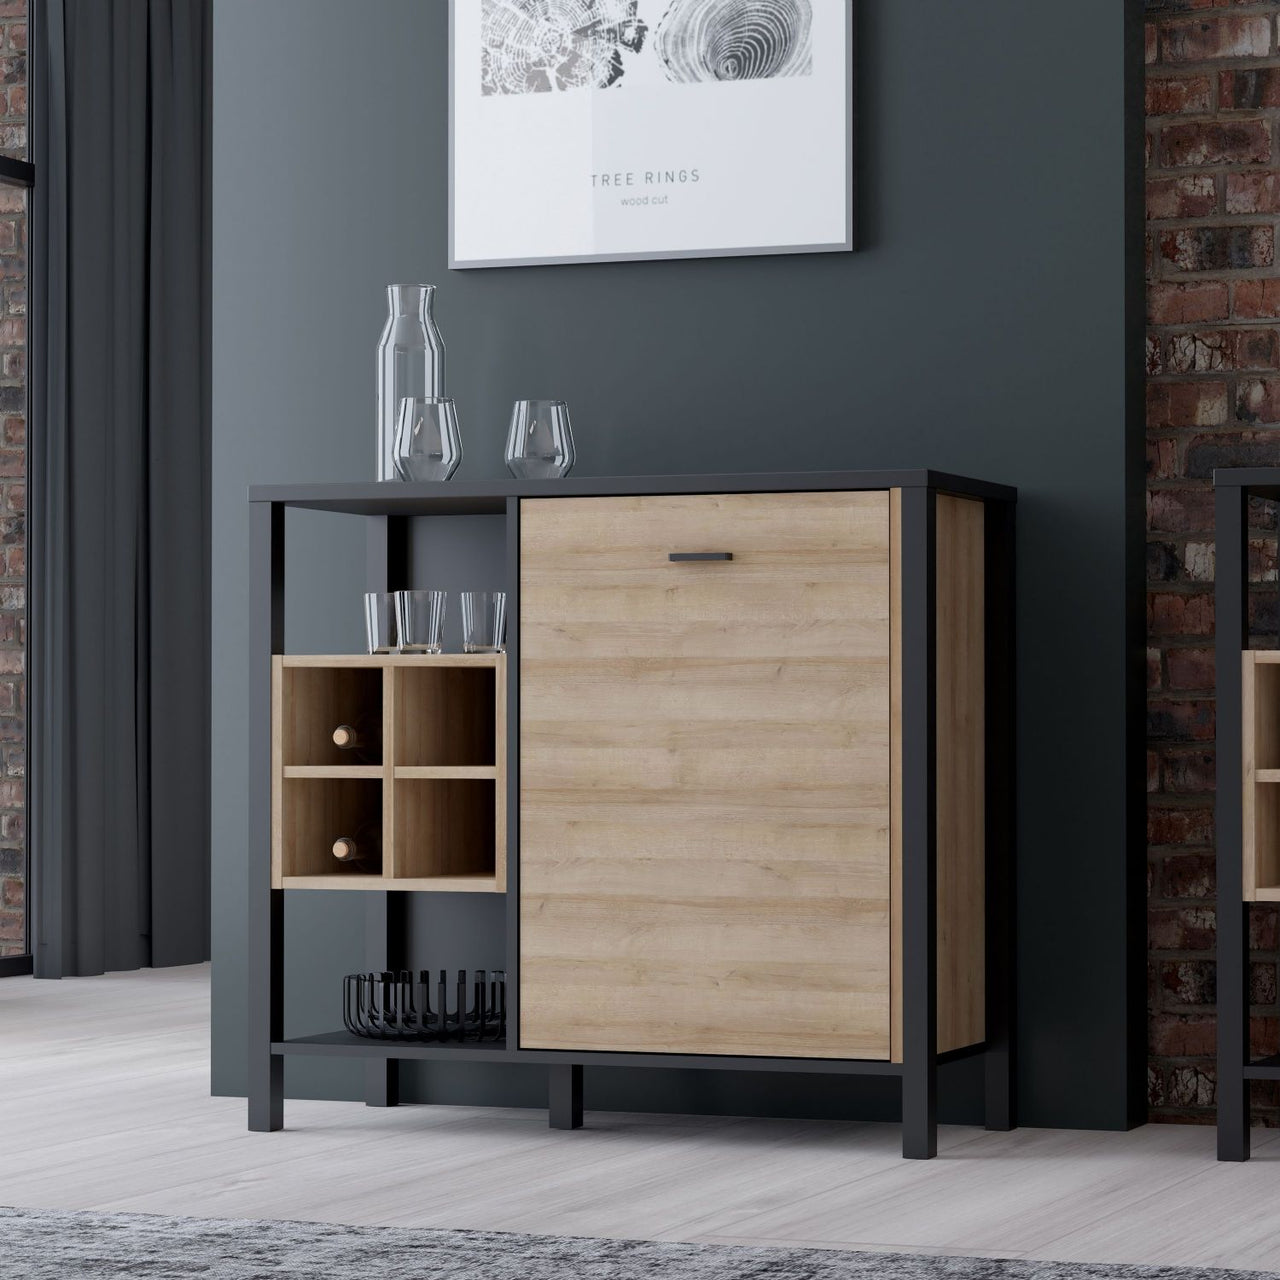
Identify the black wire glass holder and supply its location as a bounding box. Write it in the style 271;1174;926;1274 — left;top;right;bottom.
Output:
343;969;506;1043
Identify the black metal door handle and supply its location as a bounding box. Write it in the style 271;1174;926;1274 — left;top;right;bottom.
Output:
669;552;733;562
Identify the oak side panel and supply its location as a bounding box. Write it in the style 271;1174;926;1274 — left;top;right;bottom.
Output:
520;492;893;1060
936;494;986;1053
890;489;904;1064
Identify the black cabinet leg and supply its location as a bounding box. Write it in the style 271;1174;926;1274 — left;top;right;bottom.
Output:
366;1060;400;1108
549;1064;583;1130
247;885;284;1131
248;884;283;1132
248;1052;284;1132
1218;905;1251;1161
365;893;401;1108
984;1046;1014;1133
902;1063;937;1160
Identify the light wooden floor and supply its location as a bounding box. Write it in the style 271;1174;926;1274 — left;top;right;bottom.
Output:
1;965;1277;1271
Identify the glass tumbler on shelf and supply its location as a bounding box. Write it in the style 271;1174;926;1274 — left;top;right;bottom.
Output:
504;399;575;479
393;397;462;481
376;284;445;481
395;590;446;654
461;591;507;654
364;592;397;654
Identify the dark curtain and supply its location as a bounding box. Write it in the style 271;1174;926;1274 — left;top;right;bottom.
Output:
29;0;211;976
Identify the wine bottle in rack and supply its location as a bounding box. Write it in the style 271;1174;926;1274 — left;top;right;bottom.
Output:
332;820;382;871
331;712;380;763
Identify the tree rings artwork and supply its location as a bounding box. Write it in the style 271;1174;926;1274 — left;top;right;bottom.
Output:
452;0;852;266
479;0;814;95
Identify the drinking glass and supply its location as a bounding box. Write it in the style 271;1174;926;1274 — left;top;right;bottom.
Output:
364;592;397;654
393;396;463;481
395;590;446;654
504;399;575;479
461;591;507;653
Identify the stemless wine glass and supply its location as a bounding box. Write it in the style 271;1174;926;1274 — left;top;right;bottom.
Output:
504;399;575;479
393;396;462;481
363;592;397;654
461;591;507;653
395;590;446;654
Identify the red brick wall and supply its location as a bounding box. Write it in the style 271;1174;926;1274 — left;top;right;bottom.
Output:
0;0;25;959
1147;3;1280;1124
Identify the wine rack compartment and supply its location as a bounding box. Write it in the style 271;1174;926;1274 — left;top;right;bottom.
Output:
279;777;383;882
272;654;506;892
396;665;495;768
1242;651;1280;901
283;665;383;768
395;779;496;882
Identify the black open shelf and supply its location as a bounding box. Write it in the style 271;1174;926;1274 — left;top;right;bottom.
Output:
1244;1054;1280;1080
273;1033;906;1077
275;1032;509;1061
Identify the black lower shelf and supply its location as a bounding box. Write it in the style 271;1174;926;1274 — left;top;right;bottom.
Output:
276;1033;509;1061
1244;1054;1280;1080
273;1033;907;1076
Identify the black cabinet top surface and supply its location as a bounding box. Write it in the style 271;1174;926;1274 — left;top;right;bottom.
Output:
250;470;1017;515
1215;467;1280;498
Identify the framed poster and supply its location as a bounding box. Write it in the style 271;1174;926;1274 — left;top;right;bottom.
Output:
449;0;854;269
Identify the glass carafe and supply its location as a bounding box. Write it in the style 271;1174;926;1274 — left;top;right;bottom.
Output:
376;285;445;481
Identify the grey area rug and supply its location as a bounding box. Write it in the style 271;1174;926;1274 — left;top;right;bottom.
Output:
0;1207;1273;1280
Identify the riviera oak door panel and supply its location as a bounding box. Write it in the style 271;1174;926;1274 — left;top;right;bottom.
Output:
519;492;893;1060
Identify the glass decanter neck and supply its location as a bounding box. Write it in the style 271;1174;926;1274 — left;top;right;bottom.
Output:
387;284;436;316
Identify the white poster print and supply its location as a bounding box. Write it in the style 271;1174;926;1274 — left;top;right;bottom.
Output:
450;0;853;268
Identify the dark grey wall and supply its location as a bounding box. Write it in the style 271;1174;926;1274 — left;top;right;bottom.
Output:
212;0;1142;1128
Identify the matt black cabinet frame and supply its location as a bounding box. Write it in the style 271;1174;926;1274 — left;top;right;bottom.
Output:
246;469;1017;1159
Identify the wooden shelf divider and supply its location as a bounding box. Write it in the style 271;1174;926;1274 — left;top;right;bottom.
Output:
393;765;497;780
283;765;384;780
